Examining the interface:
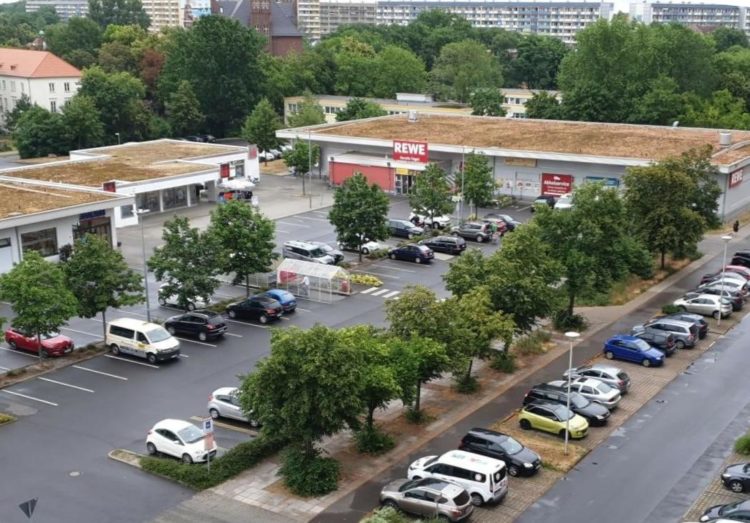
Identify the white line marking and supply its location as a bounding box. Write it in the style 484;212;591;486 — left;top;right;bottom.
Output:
224;319;268;329
73;365;128;380
117;310;148;319
1;389;58;406
38;377;94;393
0;346;38;358
223;332;242;338
104;355;161;368
176;337;217;348
356;271;400;280
295;307;312;313
179;354;189;358
383;291;400;298
360;287;378;295
370;289;390;297
278;221;311;228
0;365;9;370
370;265;416;273
60;327;101;338
275;229;291;234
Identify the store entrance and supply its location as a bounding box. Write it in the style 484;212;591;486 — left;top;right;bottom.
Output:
395;174;415;195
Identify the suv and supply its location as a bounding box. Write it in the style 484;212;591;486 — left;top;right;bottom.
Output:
451;222;492;242
663;313;708;338
409;212;451;229
389;219;424;239
638;318;697;349
420;235;466;255
458;428;542;476
631;329;676;357
522;383;610;426
380;477;473;522
282;240;336;265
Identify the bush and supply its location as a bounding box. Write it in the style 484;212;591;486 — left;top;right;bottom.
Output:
355;426;395;455
361;507;412;523
350;273;383;287
736;434;750;455
513;329;552;356
491;352;516;373
140;433;286;490
552;310;588;332
0;412;15;424
279;446;340;497
661;304;682;315
453;374;479;394
366;248;389;259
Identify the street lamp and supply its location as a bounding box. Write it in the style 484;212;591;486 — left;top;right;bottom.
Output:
564;331;580;455
718;234;732;327
115;132;121;145
136;208;151;322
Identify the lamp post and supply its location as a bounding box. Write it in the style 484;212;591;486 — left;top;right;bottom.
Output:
564;331;580;455
136;208;151;322
718;234;732;327
115;132;121;145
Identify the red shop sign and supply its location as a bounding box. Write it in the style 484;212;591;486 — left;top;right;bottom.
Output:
393;140;428;163
541;173;573;196
729;168;744;188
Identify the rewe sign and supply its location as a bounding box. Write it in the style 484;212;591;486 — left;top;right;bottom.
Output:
393;140;429;163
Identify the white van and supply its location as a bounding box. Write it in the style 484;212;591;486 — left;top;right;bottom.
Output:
105;318;180;364
407;450;508;506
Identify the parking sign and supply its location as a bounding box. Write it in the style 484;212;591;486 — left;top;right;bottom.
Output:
203;418;213;434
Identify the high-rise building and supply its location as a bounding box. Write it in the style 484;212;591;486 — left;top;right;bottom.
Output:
25;0;88;21
630;2;749;37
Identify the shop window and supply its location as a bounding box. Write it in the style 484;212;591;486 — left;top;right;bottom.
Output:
21;228;58;257
136;191;161;213
121;204;134;219
162;187;188;210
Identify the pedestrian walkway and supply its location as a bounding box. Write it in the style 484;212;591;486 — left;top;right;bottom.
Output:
358;287;401;299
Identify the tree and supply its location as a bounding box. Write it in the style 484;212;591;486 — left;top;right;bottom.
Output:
0;252;78;360
282;141;320;180
681;89;750;130
241;98;282;152
628;76;685;125
470;87;506;116
371;45;428;98
385;285;441;340
286;92;326;128
408;163;454;225
63;234;144;339
3;93;32;133
388;335;449;418
13;106;69;159
663;146;722;229
45;17;102;68
165;80;205;137
62;95;105;150
429;40;502;103
524;91;562;120
442;248;488;298
328;172;390;261
507;34;568;89
331;36;377;96
456;152;495;215
207;200;276;297
335;98;387;122
711;27;749;52
147;216;224;310
98;41;139;74
88;0;150;29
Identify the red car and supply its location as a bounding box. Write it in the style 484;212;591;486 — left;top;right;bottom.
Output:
5;328;74;357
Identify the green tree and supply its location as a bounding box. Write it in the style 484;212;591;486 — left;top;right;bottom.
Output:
282;141;320;181
3;93;32;133
87;0;150;29
524;91;562;120
148;216;224;310
664;147;722;229
385;285;441;340
63;234;144;339
470;87;506;116
286;92;326;128
241;98;282;152
165;80;205;137
62;95;105;149
13;106;69;159
0;252;78;360
629;76;685;125
207;200;276;297
681;89;750;130
442;248;488;298
507;34;568;89
335;98;387;122
408;163;454;226
332;36;377;96
456;152;495;215
388;335;449;418
45;17;102;68
328;172;390;261
98;41;139;74
430;40;502;103
371;45;428;98
405;10;475;69
711;27;749;52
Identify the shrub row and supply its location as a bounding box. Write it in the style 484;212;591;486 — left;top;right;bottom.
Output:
736;433;750;455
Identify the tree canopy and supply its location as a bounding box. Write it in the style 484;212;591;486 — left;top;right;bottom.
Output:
88;0;150;29
241;98;282;152
335;98;387;122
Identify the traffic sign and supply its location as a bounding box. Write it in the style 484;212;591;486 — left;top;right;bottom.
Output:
203;418;213;434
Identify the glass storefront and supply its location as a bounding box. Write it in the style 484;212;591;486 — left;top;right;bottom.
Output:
74;216;112;245
162;187;188;210
136;191;160;213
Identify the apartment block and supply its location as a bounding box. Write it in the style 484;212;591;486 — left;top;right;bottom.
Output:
630;2;749;37
25;0;88;20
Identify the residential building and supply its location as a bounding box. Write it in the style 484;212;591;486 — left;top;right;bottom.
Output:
0;49;81;128
630;2;749;37
214;0;303;55
25;0;88;20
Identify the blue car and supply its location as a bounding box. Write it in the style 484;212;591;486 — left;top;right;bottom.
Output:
603;335;664;367
262;289;297;313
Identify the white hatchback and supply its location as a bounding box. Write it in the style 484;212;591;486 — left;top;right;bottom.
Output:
549;378;621;410
146;419;217;464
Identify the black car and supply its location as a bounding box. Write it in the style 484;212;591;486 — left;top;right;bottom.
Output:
522;383;610;426
731;255;750;268
530;195;556;212
722;462;750;493
700;499;750;522
420;235;466;255
631;329;677;357
663;313;708;339
388;219;424;239
458;427;542;477
484;213;521;231
388;244;434;264
164;311;227;341
451;221;492;242
226;295;283;324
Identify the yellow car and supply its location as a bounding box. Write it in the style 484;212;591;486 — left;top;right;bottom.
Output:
518;402;589;439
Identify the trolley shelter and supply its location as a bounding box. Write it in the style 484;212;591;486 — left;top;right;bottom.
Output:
276;258;351;303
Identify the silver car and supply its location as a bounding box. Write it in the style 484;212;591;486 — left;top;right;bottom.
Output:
380;477;473;522
563;363;631;393
207;387;259;427
673;293;732;319
549;378;621;410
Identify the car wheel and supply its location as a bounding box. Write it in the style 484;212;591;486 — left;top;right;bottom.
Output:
198;332;208;342
519;419;531;430
147;353;157;364
476;235;484;243
383;500;399;511
411;475;422;480
712;310;720;319
181;453;193;464
415;257;421;264
228;309;237;319
389;253;396;260
167;326;176;335
187;302;196;311
642;358;651;367
470;493;484;506
362;247;370;255
158;298;167;307
40;349;49;358
146;442;157;455
407;233;413;240
678;306;687;312
8;340;16;350
729;479;745;493
431;222;440;229
209;408;220;420
675;340;685;350
110;344;120;355
508;464;520;477
259;315;269;324
452;231;459;237
605;351;614;360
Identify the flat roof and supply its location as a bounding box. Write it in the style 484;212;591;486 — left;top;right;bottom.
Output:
5;140;246;187
313;114;750;166
0;179;122;220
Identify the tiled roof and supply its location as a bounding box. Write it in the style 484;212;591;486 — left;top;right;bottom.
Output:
0;48;81;79
271;2;301;37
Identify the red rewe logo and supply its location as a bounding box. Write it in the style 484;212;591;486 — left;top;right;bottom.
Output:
393;140;429;163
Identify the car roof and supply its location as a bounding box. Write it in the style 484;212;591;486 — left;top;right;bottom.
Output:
438;450;505;472
607;334;641;343
573;377;607;388
467;427;508;440
212;386;238;396
647;317;692;328
153;419;194;431
109;318;162;330
588;363;624;374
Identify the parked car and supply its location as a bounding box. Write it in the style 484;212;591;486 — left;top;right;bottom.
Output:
269;148;282;159
730;255;750;269
409;211;452;229
146;419;217;464
199;134;215;143
562;363;631;394
530;195;556;211
338;237;387;255
388;244;434;264
662;313;709;339
389;219;424;239
603;335;665;367
522;383;610;426
700;268;750;285
282;240;336;265
724;265;750;279
4;328;74;357
672;294;732;319
700;271;749;287
549;378;622;409
480;216;508;236
164;311;227;341
721;462;750;493
700;278;748;298
226;295;283;324
207;386;260;427
686;288;743;311
379;477;474;522
258;150;276;161
554;193;574;210
420;235;467;255
451;221;492;242
184;135;204;142
630;329;676;357
518;402;589;439
158;284;209;311
700;500;750;522
458;427;542;477
638;318;697;349
261;289;297;313
484;213;521;231
308;241;345;264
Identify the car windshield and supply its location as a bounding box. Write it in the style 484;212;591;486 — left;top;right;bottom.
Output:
499;436;523;455
309;248;327;258
41;332;61;339
398;479;420;492
177;425;205;444
633;339;652;351
719;500;750;515
570;394;589;408
553;405;574;421
145;327;172;343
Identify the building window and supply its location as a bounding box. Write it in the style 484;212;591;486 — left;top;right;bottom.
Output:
50;101;57;113
162;187;188;210
10;81;15;92
20;83;24;93
49;82;55;93
21;228;58;257
64;82;70;93
136;191;161;213
120;204;134;219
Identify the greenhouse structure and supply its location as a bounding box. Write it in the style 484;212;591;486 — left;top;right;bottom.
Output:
276;258;351;303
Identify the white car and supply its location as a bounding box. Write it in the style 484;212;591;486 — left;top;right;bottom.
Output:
409;212;452;229
146;419;217;464
548;378;621;409
673;293;732;319
554;193;574;210
207;386;259;427
338;238;387;255
158;284;209;311
258;150;275;161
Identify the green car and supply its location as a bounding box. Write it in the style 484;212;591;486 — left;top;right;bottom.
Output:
518;402;589;439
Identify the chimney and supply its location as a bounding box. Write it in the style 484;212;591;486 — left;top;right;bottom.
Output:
719;131;732;148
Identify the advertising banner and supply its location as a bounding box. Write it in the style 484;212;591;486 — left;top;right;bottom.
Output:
541;173;573;196
729;168;744;188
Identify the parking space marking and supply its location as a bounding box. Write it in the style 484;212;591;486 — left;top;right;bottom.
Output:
189;416;257;436
275;228;291;234
370;265;416;273
360;287;377;295
383;291;400;299
357;270;400;280
223;332;242;338
370;289;390;297
280;316;291;321
38;377;94;393
1;389;58;406
0;346;37;358
278;221;311;228
73;365;128;380
104;355;161;368
296;307;312;313
432;253;454;261
61;327;101;338
175;337;217;348
0;365;9;370
179;354;189;358
115;310;148;319
224;319;268;329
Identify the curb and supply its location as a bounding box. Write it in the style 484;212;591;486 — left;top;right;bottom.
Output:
0;344;107;390
108;449;143;469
